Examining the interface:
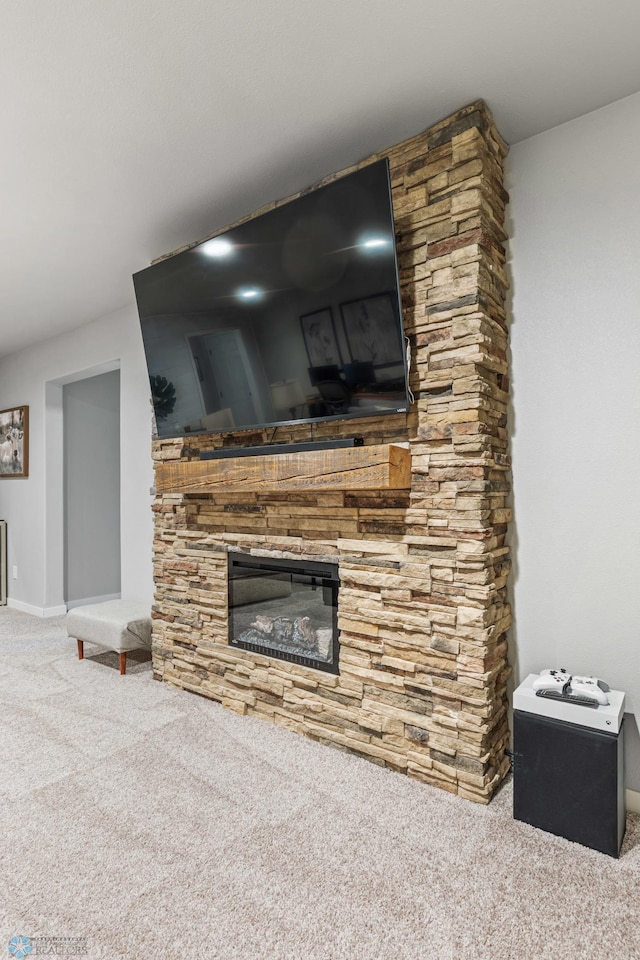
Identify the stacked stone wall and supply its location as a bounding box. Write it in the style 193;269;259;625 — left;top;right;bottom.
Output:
151;100;512;802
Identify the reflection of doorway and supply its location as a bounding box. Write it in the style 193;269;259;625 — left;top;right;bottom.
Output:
188;329;268;426
63;370;121;608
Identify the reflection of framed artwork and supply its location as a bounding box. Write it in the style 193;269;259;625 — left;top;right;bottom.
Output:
340;293;402;366
0;405;29;478
300;308;343;367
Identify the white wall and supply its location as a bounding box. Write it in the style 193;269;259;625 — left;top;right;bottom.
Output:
0;305;154;614
507;91;640;787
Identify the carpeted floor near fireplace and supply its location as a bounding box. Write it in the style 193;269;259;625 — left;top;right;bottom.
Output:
1;607;639;960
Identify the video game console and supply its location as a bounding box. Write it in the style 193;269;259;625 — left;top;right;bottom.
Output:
514;673;624;733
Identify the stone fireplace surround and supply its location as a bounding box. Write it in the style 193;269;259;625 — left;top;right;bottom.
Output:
151;100;512;803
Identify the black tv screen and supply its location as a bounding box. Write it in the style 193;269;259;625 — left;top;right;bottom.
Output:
133;158;409;439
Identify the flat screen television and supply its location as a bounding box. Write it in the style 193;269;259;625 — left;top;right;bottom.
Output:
133;157;409;440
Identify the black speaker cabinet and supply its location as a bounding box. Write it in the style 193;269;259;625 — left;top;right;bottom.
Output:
513;709;625;857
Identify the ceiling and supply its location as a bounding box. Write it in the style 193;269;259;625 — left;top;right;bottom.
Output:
2;0;640;360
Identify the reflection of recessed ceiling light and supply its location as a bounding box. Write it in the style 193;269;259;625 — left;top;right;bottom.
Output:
360;236;391;250
201;237;233;257
237;287;262;300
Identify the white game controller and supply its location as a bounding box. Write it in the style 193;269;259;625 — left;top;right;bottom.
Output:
532;669;610;706
570;676;609;705
532;669;571;693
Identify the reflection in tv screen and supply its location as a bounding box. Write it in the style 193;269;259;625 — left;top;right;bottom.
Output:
133;158;409;439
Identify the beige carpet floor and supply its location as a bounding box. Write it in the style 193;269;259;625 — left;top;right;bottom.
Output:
1;606;639;960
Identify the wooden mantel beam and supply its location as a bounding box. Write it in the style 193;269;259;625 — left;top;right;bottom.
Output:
155;443;411;495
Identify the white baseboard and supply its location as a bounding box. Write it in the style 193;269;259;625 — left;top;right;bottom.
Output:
627;789;640;815
66;592;121;610
7;598;68;618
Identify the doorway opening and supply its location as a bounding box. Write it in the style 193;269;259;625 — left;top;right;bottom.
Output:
63;369;121;608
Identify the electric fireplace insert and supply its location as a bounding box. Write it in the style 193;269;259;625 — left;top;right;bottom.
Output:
228;552;339;674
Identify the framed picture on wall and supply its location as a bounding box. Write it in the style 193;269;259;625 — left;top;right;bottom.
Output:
300;308;343;368
340;293;402;366
0;405;29;478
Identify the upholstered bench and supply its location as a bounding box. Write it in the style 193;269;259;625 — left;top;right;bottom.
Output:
67;600;152;675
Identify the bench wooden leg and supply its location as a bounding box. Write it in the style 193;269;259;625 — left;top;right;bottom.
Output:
119;652;127;675
77;639;84;661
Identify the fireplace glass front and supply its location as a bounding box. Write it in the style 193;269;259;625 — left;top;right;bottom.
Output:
228;552;339;674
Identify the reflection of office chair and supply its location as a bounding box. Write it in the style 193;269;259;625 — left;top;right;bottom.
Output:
343;361;375;389
308;365;341;386
316;379;351;414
